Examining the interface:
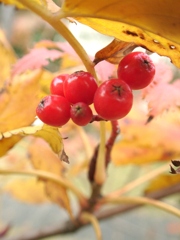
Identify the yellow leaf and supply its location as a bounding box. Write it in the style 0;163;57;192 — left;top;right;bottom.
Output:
61;0;180;67
0;67;56;156
28;137;64;174
0;70;42;132
4;178;49;203
45;181;73;219
0;0;47;9
145;174;180;195
0;29;16;88
0;124;63;157
0;70;43;156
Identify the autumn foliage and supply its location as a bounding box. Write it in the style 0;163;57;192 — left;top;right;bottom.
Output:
0;0;180;239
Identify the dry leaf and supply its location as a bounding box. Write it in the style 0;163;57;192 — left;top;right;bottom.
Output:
94;39;136;64
145;174;180;195
4;178;49;203
61;0;180;68
44;181;73;219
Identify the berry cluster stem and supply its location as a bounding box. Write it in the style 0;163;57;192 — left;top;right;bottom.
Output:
94;121;106;185
105;120;120;165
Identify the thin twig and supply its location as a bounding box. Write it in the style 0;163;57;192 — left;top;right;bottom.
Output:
105;120;120;165
80;212;102;240
94;121;106;185
7;182;180;240
76;125;93;160
106;163;169;198
100;196;180;218
0;168;87;207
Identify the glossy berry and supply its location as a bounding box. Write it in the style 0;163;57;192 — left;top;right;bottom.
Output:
50;74;69;97
63;71;98;105
36;95;70;127
70;102;93;126
93;79;133;120
117;52;155;90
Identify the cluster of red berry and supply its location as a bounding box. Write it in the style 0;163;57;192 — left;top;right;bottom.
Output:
36;51;155;127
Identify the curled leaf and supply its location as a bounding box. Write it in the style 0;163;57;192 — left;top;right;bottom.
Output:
0;124;63;158
94;39;136;64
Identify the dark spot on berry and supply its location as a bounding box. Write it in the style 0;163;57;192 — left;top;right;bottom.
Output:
143;59;149;64
112;85;124;96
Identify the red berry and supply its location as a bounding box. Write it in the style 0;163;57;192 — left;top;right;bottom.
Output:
63;71;98;105
117;52;155;90
70;102;93;126
93;79;133;120
36;95;70;127
50;74;69;97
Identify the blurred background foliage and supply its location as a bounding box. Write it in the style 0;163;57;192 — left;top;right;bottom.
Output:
0;2;180;240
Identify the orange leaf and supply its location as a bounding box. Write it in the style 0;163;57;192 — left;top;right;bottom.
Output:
112;103;180;165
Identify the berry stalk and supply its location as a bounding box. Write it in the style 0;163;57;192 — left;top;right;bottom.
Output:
94;121;106;185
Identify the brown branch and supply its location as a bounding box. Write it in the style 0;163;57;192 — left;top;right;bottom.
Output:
13;182;180;240
105;120;120;165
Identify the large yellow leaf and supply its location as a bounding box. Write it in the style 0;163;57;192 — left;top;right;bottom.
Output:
0;30;16;88
0;70;43;156
0;0;47;9
61;0;180;68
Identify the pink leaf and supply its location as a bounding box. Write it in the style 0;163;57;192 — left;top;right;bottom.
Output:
143;81;180;116
95;61;117;81
12;48;64;76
